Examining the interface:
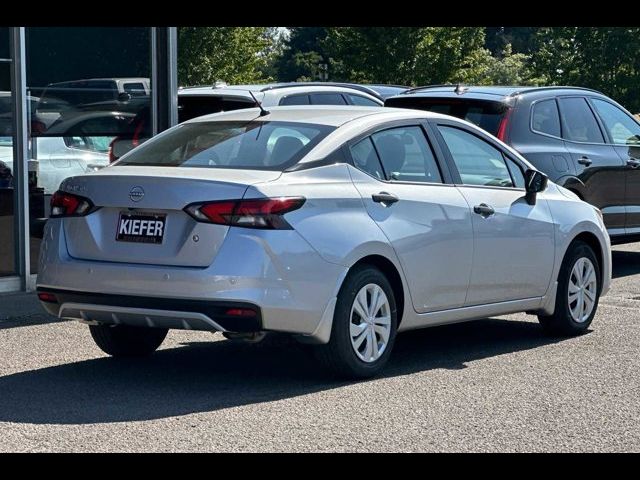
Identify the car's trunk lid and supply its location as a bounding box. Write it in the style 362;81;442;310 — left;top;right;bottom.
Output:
61;166;280;267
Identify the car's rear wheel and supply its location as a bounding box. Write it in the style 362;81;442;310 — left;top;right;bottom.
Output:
89;324;168;357
538;241;601;336
315;265;398;378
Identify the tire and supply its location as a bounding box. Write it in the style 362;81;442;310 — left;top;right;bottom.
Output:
89;324;168;357
538;241;601;336
314;264;398;379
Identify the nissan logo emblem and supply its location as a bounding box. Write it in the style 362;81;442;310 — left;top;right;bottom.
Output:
129;186;145;202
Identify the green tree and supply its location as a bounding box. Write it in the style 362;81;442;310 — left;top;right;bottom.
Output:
460;44;544;86
532;27;640;112
178;27;276;86
275;27;329;81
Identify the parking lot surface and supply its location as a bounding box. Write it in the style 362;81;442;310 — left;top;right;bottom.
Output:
0;243;639;452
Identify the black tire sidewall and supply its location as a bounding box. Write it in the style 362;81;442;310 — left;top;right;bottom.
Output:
329;265;398;377
554;242;601;333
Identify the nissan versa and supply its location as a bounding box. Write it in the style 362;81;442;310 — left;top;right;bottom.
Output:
37;106;612;378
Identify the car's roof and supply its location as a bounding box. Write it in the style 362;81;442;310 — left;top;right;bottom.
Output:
398;84;604;99
46;78;148;86
178;83;382;99
184;105;439;127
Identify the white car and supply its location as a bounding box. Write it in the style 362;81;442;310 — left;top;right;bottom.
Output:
177;82;384;122
37;106;611;378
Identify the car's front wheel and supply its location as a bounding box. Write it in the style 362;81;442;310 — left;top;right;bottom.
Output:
89;324;168;357
315;265;398;378
538;240;601;336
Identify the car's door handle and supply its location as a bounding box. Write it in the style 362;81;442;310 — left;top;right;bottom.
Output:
473;203;495;217
627;158;640;169
577;156;592;167
372;192;399;205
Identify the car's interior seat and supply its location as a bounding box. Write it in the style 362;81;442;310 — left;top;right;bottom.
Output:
269;136;304;166
375;135;406;179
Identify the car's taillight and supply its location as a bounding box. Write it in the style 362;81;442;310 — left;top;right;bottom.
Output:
50;190;96;218
184;197;305;229
496;107;512;141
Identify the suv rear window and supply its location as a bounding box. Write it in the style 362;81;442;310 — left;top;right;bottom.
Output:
117;121;335;171
385;97;508;136
178;95;256;123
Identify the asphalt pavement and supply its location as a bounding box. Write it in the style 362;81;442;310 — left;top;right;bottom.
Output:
0;243;639;452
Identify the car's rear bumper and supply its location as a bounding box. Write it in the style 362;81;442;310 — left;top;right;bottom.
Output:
38;287;263;332
37;219;348;338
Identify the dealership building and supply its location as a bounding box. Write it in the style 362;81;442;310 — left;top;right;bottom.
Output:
0;27;178;293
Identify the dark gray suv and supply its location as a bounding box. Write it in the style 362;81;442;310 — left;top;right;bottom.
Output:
386;85;640;244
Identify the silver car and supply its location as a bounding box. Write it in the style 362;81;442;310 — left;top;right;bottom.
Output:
37;106;612;378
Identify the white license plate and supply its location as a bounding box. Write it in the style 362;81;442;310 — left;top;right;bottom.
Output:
116;212;166;244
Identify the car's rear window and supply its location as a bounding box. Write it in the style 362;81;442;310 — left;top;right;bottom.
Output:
386;97;508;136
116;121;335;171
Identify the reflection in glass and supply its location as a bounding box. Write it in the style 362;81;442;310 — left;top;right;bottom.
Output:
25;27;152;273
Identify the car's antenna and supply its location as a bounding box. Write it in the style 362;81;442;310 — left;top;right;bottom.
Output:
248;90;270;117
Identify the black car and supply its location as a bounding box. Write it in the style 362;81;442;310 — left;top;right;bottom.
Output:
386;85;640;244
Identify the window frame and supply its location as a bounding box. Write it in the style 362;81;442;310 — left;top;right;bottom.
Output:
344;93;383;107
278;93;310;106
431;118;528;191
586;96;640;146
556;95;607;146
529;97;563;139
343;119;455;186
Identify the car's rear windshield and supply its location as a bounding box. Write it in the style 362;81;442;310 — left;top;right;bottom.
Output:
178;95;256;123
116;120;335;171
386;97;508;136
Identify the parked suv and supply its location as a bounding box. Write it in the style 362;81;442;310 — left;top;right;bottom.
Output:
386;85;640;243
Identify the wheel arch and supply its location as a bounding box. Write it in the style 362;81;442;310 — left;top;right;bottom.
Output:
349;254;406;326
567;231;605;289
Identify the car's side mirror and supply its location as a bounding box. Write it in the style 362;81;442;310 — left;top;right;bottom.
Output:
524;169;548;205
118;92;132;102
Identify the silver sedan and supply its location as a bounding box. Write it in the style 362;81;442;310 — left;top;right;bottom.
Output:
36;106;611;378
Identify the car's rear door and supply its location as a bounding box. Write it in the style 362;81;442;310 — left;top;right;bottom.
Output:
346;121;474;313
431;119;555;306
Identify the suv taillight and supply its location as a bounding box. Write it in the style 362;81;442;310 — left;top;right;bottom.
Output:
496;107;513;141
184;197;305;230
50;190;96;218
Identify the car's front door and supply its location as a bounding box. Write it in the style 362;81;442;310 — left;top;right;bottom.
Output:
347;123;474;313
557;96;627;236
589;97;640;236
433;121;555;306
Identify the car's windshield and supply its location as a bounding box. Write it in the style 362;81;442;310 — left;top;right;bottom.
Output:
116;120;335;171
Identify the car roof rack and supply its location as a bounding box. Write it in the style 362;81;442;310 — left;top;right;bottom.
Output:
507;85;604;97
403;84;460;94
259;82;384;100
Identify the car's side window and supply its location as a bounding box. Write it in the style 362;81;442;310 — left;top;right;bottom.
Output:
371;126;443;184
437;125;515;188
558;97;605;143
309;93;348;106
532;99;561;137
504;156;525;188
350;137;384;180
346;94;380;107
279;95;310;106
591;98;640;146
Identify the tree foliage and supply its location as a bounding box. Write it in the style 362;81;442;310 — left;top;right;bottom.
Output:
177;27;276;86
177;27;640;113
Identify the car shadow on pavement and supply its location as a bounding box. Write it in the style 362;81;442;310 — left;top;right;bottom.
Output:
0;317;572;426
612;249;640;279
